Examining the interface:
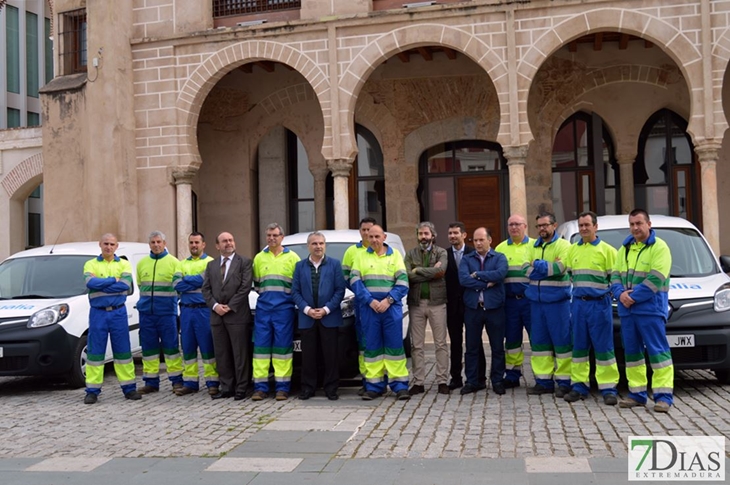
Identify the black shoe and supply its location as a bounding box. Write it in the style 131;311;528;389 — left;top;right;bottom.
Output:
460;383;484;395
125;390;142;401
555;386;571;398
233;392;247;401
84;393;98;404
362;391;381;401
527;384;554;395
326;392;339;401
408;385;425;396
395;390;410;401
503;379;520;389
603;394;618;406
437;384;451;395
564;390;585;402
299;390;314;400
448;379;463;390
211;391;234;400
357;386;366;396
492;382;506;395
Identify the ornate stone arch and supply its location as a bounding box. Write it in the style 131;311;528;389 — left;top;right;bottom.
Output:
2;152;43;199
338;24;510;159
176;40;331;171
521;8;705;142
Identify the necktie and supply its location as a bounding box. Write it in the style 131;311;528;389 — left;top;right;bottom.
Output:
221;257;229;281
454;250;462;267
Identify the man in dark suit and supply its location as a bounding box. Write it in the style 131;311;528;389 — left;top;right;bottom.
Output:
445;222;485;390
291;232;347;400
202;232;253;401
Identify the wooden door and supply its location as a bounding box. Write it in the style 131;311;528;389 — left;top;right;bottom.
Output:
456;176;502;245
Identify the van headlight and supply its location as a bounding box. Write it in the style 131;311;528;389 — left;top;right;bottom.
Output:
341;296;355;319
27;304;70;328
714;284;730;312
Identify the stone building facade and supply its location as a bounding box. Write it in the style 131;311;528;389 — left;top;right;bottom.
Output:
23;0;730;258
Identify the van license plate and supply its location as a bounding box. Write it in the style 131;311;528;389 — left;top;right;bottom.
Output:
668;334;694;348
293;340;301;352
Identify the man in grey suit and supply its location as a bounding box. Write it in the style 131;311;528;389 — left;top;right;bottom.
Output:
202;232;253;401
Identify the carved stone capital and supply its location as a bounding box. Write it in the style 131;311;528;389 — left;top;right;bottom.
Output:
502;145;529;164
695;141;722;164
327;158;354;178
171;166;198;185
311;167;330;181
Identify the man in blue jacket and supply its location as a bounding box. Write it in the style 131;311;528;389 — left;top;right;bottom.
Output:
458;227;508;395
291;232;347;400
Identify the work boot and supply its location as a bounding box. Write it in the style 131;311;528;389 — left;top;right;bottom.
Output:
619;397;646;408
395;390;410;401
137;385;159;395
564;390;585;402
603;394;618;406
555;386;571;398
653;401;671;413
84;393;98;405
526;384;554;395
361;391;381;401
251;391;267;401
124;390;142;401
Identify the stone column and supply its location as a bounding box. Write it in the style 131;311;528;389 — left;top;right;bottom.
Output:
327;158;353;230
172;167;196;260
311;167;329;230
696;142;722;254
616;155;635;214
503;146;528;218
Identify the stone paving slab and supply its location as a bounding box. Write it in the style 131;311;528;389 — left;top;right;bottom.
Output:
206;457;303;472
0;352;729;463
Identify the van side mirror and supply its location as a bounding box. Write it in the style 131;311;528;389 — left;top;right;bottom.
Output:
720;255;730;274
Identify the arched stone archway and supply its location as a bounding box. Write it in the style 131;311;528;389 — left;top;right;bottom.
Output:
1;152;43;259
176;40;331;171
338;24;510;160
521;9;706;143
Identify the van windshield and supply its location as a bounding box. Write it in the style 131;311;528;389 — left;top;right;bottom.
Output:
0;256;90;299
569;228;718;277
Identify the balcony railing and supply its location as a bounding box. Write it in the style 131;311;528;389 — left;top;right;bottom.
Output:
212;0;301;17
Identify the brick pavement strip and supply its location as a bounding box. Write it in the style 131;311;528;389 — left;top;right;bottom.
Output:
0;357;729;460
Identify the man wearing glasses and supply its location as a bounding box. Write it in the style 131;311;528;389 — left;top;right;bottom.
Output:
524;211;572;397
252;223;300;401
495;215;534;389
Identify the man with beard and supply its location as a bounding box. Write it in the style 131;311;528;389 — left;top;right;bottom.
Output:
444;222;484;390
524;212;572;397
404;222;449;395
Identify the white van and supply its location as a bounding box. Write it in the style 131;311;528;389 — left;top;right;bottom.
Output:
0;242;150;388
557;215;730;383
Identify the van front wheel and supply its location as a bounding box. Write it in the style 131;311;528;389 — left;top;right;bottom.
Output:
66;335;88;389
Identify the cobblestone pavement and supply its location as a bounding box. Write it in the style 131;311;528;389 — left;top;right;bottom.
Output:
0;352;729;461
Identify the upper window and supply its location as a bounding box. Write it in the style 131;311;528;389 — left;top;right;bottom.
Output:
6;5;21;94
635;109;696;223
350;126;386;229
59;9;87;75
551;112;618;221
